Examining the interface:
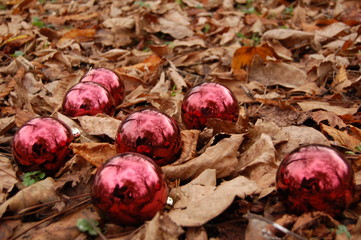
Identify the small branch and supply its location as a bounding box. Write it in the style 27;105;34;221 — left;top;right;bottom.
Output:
245;212;307;240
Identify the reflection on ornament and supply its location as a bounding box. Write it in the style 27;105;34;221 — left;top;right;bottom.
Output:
91;153;168;226
62;82;115;117
115;109;181;166
276;144;354;216
81;68;124;105
12;117;74;173
181;82;239;130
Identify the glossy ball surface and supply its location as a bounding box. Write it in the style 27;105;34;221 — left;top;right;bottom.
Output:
91;153;169;226
181;82;239;130
12;117;74;173
276;144;354;216
80;68;124;105
115;109;181;166
62;82;115;117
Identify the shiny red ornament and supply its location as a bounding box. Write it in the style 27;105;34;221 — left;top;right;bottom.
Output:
115;109;181;166
80;68;124;105
62;82;115;117
12;117;74;173
276;144;354;216
181;82;239;130
91;153;169;226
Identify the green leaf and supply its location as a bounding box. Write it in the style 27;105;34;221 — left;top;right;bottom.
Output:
336;225;351;239
12;51;25;57
22;171;46;187
202;24;211;33
76;218;101;236
32;17;45;28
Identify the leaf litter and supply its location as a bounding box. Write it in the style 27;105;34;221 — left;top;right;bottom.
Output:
0;0;361;239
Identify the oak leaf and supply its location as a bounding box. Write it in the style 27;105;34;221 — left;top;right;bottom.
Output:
231;43;279;70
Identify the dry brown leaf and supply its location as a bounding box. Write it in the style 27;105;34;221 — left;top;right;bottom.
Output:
162;134;244;180
0;156;18;205
262;29;314;49
277;126;330;161
47;12;99;25
320;123;360;150
248;61;307;88
0;219;21;240
312;110;347;128
130;213;184;240
332;65;352;93
58;28;96;46
21;206;98;240
231;43;279;70
297;101;359;115
168;169;259;227
77;115;121;140
69;142;117;167
0;178;60;218
166;67;187;91
237;134;277;190
171;130;200;165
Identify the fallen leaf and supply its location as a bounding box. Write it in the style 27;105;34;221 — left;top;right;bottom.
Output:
297;101;359;115
77;115;121;140
248;61;308;88
277;125;330;161
58;28;96;46
131;212;184;240
312;110;347;128
168;169;259;227
231;43;280;70
162;134;244;180
237;133;277;189
0;156;18;205
320;123;360;150
23;206;98;240
69;142;117;167
332;65;352;93
261;29;314;49
0;177;60;218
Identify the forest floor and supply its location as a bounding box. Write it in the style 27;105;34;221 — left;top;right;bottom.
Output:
0;0;361;239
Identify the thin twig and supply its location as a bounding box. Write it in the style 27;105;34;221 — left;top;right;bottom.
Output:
10;198;91;240
245;212;307;240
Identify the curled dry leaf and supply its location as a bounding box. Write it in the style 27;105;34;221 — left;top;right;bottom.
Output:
261;29;314;49
231;43;280;70
248;61;308;88
311;110;347;129
237;133;277;190
320;124;361;150
0;177;60;218
162;134;244;180
22;206;98;240
168;169;260;227
58;28;96;46
69;142;116;167
297;101;359;115
171;130;200;165
130;212;184;240
0;157;18;205
77;115;121;140
277;126;330;161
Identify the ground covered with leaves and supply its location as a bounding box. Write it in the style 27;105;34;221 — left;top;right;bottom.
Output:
0;0;361;239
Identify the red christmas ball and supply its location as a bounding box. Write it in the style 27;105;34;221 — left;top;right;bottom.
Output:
181;82;239;130
115;109;181;166
62;82;115;117
12;117;74;173
91;153;169;226
80;68;124;105
276;144;355;216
